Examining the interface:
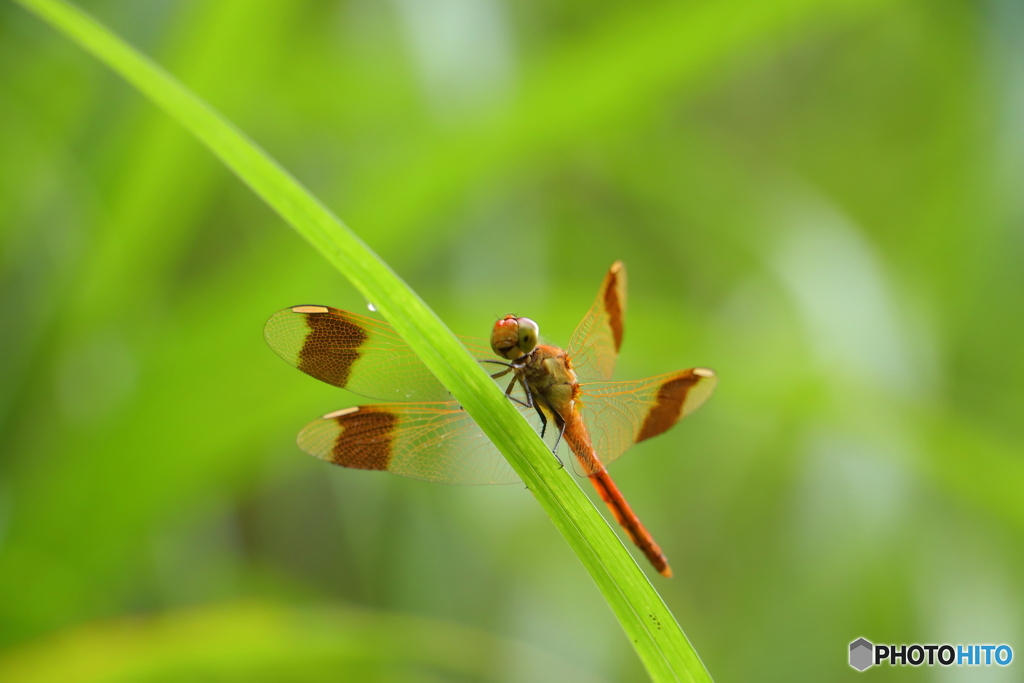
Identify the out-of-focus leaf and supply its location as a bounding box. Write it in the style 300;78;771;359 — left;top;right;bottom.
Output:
0;602;611;683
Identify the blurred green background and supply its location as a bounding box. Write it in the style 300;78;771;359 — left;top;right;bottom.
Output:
2;0;1022;680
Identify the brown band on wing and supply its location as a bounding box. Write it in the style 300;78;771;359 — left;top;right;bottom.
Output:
328;407;397;471
604;265;625;352
636;371;702;443
298;309;368;388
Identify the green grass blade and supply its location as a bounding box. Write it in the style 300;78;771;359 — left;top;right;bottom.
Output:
12;0;711;679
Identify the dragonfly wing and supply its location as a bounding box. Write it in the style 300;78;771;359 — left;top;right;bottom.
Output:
298;402;547;486
578;368;717;472
567;261;627;382
265;305;493;401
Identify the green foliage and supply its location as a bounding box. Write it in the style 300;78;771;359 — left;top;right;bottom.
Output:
2;0;1021;681
0;603;612;683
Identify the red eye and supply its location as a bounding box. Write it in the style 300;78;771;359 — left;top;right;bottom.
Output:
490;316;522;359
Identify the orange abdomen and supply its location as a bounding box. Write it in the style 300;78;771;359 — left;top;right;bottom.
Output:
563;411;672;577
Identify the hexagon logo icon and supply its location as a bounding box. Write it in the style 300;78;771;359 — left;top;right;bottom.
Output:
850;638;874;671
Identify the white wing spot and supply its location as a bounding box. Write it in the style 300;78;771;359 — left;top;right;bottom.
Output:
322;406;360;419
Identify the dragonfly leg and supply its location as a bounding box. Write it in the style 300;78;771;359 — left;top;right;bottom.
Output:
502;375;531;409
484;360;531;407
527;389;562;467
517;375;534;408
550;420;566;468
483;360;516;380
532;399;547;439
480;359;515;370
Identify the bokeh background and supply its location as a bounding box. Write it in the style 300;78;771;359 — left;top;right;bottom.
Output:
1;0;1022;680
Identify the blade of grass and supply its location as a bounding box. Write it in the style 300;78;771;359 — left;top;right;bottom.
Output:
12;0;712;680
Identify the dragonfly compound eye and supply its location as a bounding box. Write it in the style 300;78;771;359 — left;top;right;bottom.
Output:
516;317;539;354
490;315;523;359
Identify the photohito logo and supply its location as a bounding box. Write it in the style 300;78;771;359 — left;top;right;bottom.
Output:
849;638;1013;671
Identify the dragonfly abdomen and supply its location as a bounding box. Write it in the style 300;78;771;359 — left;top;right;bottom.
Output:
563;412;673;578
588;468;672;578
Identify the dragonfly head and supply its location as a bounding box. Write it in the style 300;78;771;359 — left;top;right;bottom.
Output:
490;315;539;360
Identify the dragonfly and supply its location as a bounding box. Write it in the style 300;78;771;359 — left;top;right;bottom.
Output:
264;262;716;577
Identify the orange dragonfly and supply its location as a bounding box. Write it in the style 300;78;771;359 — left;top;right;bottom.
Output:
264;262;716;577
